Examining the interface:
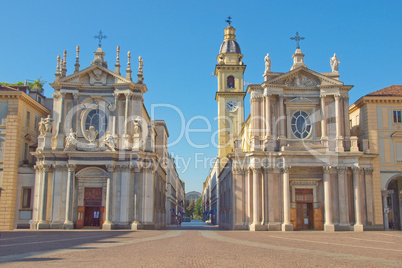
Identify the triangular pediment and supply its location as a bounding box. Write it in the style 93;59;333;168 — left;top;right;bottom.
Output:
58;64;134;87
265;67;343;87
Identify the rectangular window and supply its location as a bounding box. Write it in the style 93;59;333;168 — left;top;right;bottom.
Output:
21;188;32;209
26;111;30;128
34;116;40;132
393;110;402;123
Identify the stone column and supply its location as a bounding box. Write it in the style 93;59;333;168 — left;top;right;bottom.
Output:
63;164;75;229
265;94;271;137
103;165;114;230
334;94;344;152
143;165;155;228
323;166;334;231
279;95;286;139
37;165;50;229
352;167;363;231
282;166;293;231
73;92;79;132
120;165;130;225
250;167;263;231
337;167;350;226
343;96;351;150
250;94;260;151
58;92;66;134
132;166;141;230
320;94;328;147
247;168;252;224
113;93;119;135
364;168;374;225
124;92;131;134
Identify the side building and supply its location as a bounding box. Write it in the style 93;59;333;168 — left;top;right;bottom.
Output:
166;155;185;225
350;85;402;230
31;46;170;230
0;85;50;230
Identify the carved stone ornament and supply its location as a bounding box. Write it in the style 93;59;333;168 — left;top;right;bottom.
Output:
133;116;143;135
285;75;320;87
85;126;98;145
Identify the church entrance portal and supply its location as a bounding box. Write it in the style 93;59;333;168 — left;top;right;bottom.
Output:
77;187;104;228
295;189;314;230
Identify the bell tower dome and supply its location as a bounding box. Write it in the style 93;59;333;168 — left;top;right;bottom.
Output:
215;20;246;169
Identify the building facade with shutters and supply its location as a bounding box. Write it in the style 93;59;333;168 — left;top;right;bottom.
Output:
0;85;50;230
350;85;402;231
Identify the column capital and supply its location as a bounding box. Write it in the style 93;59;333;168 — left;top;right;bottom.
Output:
334;93;341;99
52;164;67;170
336;166;347;174
66;164;76;172
281;166;291;173
364;168;373;175
320;93;327;98
132;93;143;101
323;166;332;174
124;92;132;98
250;167;261;174
351;166;361;174
106;164;115;173
232;167;246;175
72;92;79;99
342;95;349;100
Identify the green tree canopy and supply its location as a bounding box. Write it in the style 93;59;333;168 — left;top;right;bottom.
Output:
0;77;46;93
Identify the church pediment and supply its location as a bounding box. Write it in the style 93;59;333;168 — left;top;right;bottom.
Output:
58;65;133;87
265;67;343;88
75;167;109;178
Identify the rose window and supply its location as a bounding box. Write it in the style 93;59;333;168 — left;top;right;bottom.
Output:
291;111;311;139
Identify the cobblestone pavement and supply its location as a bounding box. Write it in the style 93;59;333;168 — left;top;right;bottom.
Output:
0;221;401;267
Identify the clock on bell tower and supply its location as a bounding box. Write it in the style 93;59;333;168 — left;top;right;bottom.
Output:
215;21;246;169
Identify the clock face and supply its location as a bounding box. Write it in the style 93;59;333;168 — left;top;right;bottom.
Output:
225;100;239;112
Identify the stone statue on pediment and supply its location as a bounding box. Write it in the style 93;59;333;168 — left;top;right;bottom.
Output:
330;53;340;72
264;53;271;74
85;126;98;145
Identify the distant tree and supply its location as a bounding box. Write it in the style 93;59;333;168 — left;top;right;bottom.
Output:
185;200;195;218
0;77;46;93
194;197;202;220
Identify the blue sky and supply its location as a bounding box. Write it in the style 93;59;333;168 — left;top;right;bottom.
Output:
1;0;401;192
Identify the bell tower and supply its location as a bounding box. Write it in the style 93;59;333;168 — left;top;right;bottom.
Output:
215;20;246;168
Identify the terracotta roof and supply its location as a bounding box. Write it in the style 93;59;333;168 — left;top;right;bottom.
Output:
366;85;402;97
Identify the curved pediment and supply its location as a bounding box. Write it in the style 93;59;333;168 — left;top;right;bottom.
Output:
75;167;108;178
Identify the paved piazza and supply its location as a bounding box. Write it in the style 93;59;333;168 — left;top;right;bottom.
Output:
0;221;401;267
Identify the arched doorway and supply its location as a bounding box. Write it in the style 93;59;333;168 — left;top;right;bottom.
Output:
385;176;402;230
75;167;108;229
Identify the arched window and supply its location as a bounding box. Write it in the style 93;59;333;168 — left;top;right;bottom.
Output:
227;76;234;88
85;109;108;139
291;111;311;139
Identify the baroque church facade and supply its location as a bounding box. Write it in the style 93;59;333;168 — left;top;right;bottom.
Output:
211;24;382;231
31;45;170;230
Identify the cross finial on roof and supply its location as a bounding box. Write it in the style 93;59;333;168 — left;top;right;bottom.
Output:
290;32;305;49
94;30;107;47
226;16;232;26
